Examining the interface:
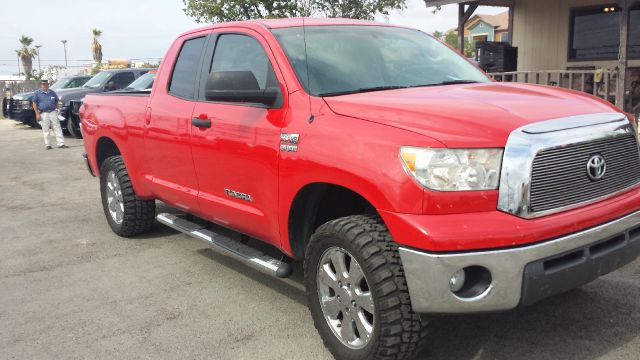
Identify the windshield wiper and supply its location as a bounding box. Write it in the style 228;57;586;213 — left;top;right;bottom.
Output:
408;80;480;88
433;80;479;86
319;85;407;97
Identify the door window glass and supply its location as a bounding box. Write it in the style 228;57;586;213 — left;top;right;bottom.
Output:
112;72;135;89
209;34;278;91
169;36;206;99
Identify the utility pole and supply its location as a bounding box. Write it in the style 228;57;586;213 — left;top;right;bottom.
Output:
35;45;42;72
61;40;68;67
17;53;21;77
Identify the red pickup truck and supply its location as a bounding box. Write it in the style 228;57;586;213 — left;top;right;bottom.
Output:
81;18;640;360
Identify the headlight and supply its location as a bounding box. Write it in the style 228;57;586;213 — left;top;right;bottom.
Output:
399;147;503;191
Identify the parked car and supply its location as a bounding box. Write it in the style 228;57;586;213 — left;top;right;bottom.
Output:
7;75;91;128
58;68;152;138
81;19;640;360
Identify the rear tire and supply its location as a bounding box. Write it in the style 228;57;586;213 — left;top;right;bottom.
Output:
100;156;155;237
305;215;429;360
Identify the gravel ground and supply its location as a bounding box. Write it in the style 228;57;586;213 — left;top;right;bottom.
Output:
1;118;640;360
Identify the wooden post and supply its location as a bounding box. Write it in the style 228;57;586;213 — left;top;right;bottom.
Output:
616;0;630;110
507;4;515;45
569;73;574;90
458;2;479;54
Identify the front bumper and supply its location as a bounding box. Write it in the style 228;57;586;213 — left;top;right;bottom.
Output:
9;108;34;122
399;210;640;313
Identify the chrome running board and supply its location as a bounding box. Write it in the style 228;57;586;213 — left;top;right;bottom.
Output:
156;213;293;278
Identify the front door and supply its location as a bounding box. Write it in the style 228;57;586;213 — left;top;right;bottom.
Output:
190;31;285;244
145;34;208;212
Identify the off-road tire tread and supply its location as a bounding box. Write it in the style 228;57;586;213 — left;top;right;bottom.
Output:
100;156;155;237
305;215;429;360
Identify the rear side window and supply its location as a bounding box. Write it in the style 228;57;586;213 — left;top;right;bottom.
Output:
113;72;135;89
169;36;206;99
209;34;278;91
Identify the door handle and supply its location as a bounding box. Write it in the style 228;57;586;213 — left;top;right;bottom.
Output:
191;117;211;128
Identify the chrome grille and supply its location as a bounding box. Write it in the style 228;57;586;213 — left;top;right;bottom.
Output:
530;135;640;212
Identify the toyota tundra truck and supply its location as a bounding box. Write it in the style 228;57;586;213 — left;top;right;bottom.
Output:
80;18;640;360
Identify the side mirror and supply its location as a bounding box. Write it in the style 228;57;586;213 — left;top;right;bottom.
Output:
205;70;279;107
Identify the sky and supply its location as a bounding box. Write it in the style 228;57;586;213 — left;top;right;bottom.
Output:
1;0;505;75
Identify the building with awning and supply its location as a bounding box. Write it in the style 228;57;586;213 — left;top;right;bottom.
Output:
424;0;639;115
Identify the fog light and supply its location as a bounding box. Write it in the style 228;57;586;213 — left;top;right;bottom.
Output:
450;265;492;299
449;269;466;292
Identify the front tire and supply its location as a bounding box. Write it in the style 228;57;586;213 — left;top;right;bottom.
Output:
100;156;155;237
67;116;82;139
305;215;429;360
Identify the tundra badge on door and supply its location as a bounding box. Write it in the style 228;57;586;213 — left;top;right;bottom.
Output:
280;133;299;152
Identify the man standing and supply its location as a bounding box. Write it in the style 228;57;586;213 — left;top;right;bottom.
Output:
32;79;67;150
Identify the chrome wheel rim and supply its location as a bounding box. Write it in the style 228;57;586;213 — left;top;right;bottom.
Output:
317;247;375;349
105;170;124;224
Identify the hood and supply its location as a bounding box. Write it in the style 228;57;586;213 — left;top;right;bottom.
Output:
56;87;97;105
323;82;618;148
13;91;34;100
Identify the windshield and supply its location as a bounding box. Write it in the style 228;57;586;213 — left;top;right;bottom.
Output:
50;78;70;90
124;72;156;91
83;72;111;89
272;26;489;96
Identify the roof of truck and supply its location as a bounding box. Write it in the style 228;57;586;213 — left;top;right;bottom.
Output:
181;17;400;37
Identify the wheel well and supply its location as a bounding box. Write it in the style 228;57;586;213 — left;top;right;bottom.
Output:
96;137;121;172
288;183;378;260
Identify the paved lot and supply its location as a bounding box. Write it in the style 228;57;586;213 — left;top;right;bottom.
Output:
1;118;640;360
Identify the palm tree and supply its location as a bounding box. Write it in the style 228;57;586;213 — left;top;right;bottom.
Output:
16;35;37;79
91;29;103;65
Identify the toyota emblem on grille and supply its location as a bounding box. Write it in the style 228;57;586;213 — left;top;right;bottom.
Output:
586;154;607;181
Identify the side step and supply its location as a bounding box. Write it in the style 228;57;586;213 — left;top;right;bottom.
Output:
156;213;293;278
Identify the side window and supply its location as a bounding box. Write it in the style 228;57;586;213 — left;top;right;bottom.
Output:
169;36;206;99
113;72;135;89
209;34;278;92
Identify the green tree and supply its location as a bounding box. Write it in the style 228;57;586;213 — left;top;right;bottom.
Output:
442;30;474;57
315;0;406;19
16;35;37;80
444;30;458;48
182;0;407;23
432;30;443;40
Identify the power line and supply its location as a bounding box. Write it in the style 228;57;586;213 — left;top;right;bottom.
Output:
0;58;162;62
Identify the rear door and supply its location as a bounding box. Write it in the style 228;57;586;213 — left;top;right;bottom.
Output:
144;34;208;212
189;30;286;244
